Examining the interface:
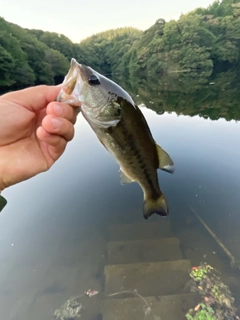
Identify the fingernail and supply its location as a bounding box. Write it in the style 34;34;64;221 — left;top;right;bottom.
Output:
52;117;61;129
53;104;63;116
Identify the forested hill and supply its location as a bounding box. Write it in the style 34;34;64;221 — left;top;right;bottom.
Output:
1;0;240;92
0;16;140;92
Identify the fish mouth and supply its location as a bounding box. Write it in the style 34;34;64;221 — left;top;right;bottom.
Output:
57;58;84;107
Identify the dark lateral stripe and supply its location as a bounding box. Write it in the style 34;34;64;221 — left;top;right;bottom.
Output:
143;168;159;197
121;121;140;157
120;120;158;197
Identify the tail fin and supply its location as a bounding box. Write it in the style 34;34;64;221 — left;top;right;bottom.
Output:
143;193;169;220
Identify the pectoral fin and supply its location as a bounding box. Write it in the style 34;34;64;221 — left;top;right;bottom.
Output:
156;144;174;173
120;170;134;185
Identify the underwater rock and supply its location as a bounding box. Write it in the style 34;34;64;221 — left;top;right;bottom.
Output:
54;296;83;320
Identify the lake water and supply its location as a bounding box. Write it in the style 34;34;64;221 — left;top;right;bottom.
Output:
1;70;240;319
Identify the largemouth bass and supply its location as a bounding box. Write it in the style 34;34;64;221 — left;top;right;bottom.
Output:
57;59;174;219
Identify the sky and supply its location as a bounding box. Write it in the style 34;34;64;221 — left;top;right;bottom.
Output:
1;0;214;43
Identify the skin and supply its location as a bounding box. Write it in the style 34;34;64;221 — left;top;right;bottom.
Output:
0;85;79;192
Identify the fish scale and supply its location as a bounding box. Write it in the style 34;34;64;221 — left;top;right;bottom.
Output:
58;58;174;220
108;101;159;199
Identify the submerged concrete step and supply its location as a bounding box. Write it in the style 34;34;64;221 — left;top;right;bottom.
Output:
109;220;173;242
101;293;200;320
107;238;182;264
104;260;191;296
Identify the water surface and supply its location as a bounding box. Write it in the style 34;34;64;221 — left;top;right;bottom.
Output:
1;70;240;319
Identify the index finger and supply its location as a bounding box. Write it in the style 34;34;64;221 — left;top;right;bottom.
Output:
1;85;62;112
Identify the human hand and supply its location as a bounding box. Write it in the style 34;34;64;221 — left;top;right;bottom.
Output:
0;85;79;191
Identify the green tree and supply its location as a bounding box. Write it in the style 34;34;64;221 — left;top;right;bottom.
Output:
0;45;15;89
31;30;74;60
0;29;35;88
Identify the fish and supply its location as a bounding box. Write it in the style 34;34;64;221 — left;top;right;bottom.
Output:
57;58;174;220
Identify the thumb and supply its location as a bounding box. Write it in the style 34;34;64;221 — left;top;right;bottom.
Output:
1;85;62;112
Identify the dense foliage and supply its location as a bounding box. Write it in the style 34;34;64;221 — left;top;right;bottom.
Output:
121;0;240;77
0;17;140;92
0;17;70;91
1;0;240;121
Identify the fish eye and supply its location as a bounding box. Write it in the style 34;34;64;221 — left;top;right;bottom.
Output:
88;74;101;85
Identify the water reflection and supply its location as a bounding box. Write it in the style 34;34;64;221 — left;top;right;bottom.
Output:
113;68;240;121
1;73;240;319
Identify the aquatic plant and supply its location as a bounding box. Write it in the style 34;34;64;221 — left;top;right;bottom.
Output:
186;263;239;320
186;302;216;320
